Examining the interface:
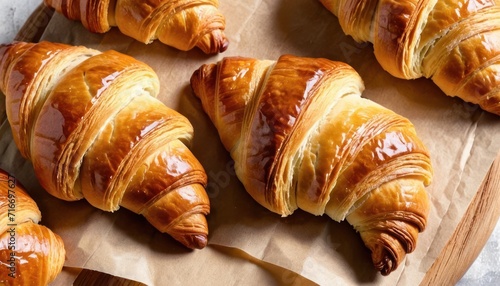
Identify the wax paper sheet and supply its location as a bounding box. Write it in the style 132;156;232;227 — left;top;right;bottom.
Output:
1;0;499;285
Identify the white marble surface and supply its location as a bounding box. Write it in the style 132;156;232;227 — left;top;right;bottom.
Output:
0;0;41;42
0;0;498;285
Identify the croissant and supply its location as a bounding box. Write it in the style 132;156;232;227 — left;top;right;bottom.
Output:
0;168;65;285
43;0;229;54
190;54;433;275
319;0;500;115
0;41;210;249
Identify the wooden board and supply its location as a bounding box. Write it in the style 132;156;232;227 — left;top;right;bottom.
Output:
421;150;500;285
13;4;500;286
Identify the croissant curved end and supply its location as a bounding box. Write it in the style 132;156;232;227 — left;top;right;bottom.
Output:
371;244;399;276
166;212;210;250
196;30;229;54
377;257;395;276
176;233;208;250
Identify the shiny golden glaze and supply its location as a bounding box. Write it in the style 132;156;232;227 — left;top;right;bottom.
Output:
44;0;228;53
0;170;41;234
48;0;83;20
0;223;64;285
244;56;356;212
2;42;66;159
421;0;496;46
320;0;500;115
81;0;115;32
0;169;65;285
81;98;183;210
32;50;154;201
0;41;211;249
191;54;433;275
1;42;100;163
193;57;274;152
121;140;207;214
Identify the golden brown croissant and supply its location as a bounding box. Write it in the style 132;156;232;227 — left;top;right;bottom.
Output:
0;168;65;285
43;0;229;54
190;54;433;275
0;41;210;249
319;0;500;115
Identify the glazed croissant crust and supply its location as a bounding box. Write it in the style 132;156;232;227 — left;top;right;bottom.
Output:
0;41;210;249
190;54;433;275
0;168;65;285
319;0;500;115
43;0;229;54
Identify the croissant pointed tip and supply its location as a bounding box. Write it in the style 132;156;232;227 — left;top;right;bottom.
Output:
219;39;229;53
196;30;229;54
371;245;398;276
191;234;209;249
169;215;209;249
377;258;394;276
176;233;208;250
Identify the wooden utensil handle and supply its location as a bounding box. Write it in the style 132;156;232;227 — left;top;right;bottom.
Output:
421;150;500;285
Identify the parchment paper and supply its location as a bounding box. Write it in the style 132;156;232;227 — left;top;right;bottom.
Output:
1;0;500;285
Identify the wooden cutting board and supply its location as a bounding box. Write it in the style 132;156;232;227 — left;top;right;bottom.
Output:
13;4;500;286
